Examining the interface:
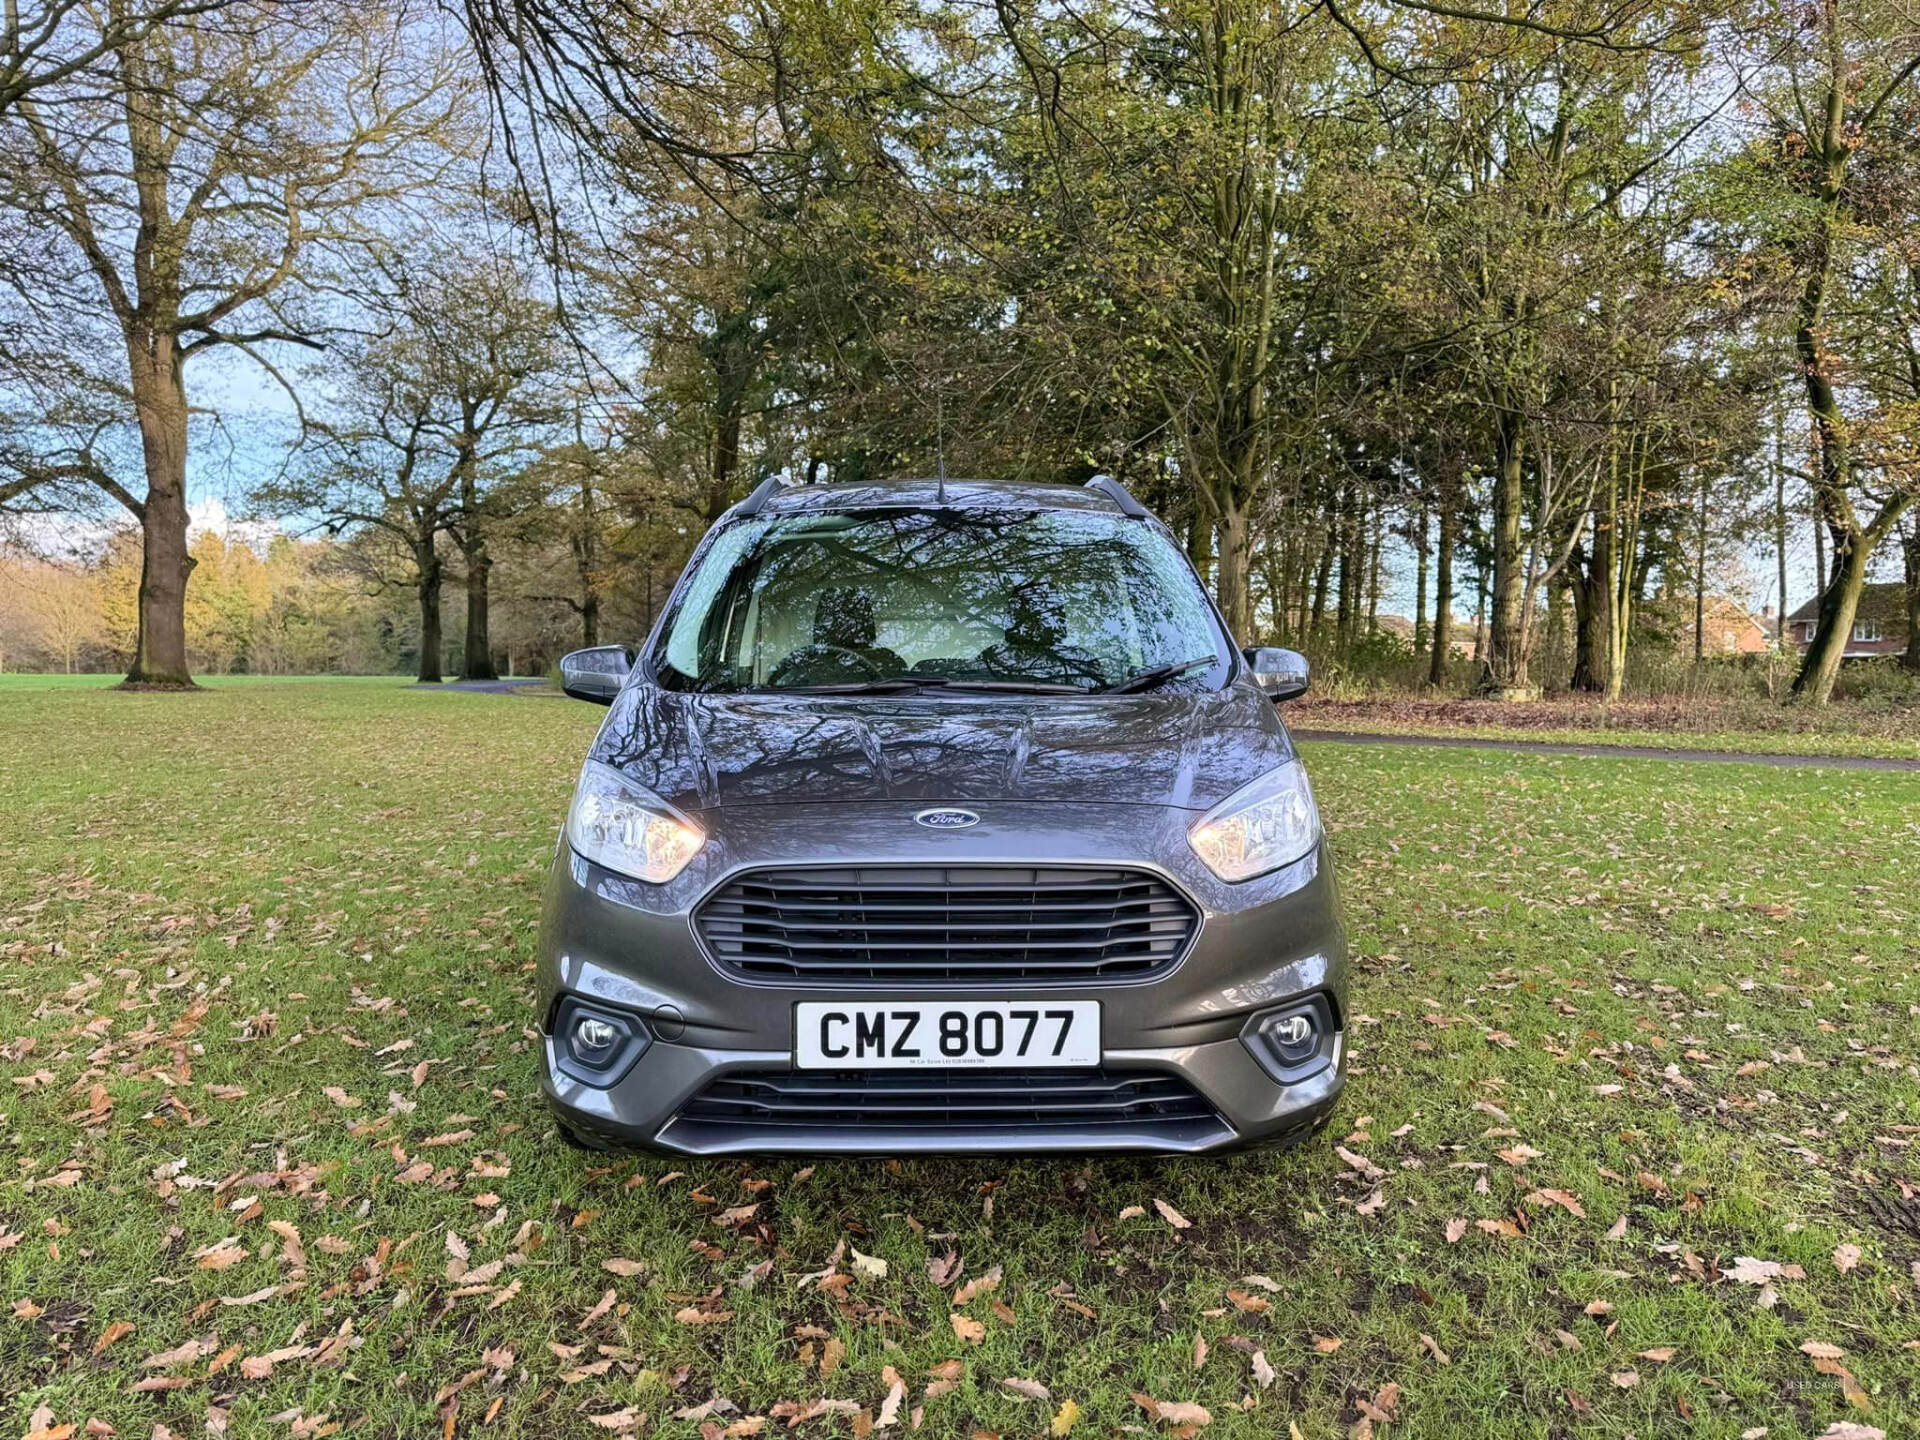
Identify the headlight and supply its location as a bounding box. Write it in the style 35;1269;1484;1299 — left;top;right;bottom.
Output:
1188;759;1321;882
565;760;704;883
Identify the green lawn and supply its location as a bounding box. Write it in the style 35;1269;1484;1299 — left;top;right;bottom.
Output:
1289;695;1920;763
2;681;1915;1438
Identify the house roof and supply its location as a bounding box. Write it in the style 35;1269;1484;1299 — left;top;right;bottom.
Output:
1783;582;1906;626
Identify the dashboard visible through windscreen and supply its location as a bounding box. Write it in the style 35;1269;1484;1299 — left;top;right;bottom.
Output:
651;507;1227;694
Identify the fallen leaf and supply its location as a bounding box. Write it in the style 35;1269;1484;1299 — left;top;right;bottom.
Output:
1832;1244;1862;1275
1612;1370;1640;1388
1050;1398;1081;1435
950;1313;986;1345
601;1258;645;1278
1524;1188;1586;1218
1153;1199;1191;1230
1312;1336;1343;1354
1444;1218;1468;1244
1001;1378;1050;1401
877;1379;906;1429
850;1247;889;1281
952;1267;1002;1305
1419;1333;1450;1365
91;1321;134;1356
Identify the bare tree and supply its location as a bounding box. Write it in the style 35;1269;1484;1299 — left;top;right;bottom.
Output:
1;0;241;117
257;237;560;682
0;1;465;686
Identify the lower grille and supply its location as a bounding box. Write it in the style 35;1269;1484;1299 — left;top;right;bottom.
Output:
675;1067;1220;1132
695;865;1198;984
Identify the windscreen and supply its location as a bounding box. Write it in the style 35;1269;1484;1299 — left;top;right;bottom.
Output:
653;507;1226;693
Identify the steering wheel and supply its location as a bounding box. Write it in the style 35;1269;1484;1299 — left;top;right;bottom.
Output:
770;644;885;687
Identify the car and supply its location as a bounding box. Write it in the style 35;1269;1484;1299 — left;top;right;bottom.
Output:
537;475;1346;1155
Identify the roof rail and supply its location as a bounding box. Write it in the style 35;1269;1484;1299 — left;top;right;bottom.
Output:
733;476;785;517
1083;474;1149;518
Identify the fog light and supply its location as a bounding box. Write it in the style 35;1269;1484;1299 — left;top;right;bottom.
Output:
550;998;651;1085
575;1017;620;1054
1241;996;1337;1083
1272;1014;1314;1049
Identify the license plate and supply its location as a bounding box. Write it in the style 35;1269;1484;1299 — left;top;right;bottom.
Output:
793;1001;1101;1069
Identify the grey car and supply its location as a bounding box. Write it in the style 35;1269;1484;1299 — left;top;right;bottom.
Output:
538;476;1346;1155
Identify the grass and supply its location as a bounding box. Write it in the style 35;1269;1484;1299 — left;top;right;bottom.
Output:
1290;694;1920;762
2;679;1917;1439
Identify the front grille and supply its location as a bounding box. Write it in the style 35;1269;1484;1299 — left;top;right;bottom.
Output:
694;865;1198;984
676;1067;1220;1132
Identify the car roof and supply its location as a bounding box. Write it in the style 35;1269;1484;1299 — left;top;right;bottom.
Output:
748;477;1135;517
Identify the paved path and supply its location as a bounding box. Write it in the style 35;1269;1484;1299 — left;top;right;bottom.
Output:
1291;728;1920;773
414;677;551;695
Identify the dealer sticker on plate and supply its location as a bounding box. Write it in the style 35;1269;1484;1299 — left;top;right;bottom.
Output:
794;1000;1100;1069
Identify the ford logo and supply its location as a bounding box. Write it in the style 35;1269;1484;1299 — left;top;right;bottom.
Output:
914;808;980;830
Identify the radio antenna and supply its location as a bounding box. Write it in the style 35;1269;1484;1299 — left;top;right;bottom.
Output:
935;391;947;502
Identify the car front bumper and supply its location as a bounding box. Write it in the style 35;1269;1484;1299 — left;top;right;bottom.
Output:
536;801;1347;1155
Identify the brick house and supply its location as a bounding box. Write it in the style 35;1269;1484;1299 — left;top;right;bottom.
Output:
1681;596;1775;656
1781;583;1910;658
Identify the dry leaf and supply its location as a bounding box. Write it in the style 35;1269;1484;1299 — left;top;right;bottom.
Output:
949;1313;986;1345
1832;1244;1862;1274
1050;1398;1081;1435
1153;1199;1191;1230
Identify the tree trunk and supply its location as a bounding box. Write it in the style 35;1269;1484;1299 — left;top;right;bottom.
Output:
416;538;443;685
1215;502;1253;641
1309;514;1334;642
1693;472;1708;665
1571;502;1612;693
1429;501;1454;687
1185;504;1212;580
1904;525;1920;674
463;547;495;680
1481;405;1527;693
1774;417;1789;640
1793;535;1871;703
122;343;196;688
1413;505;1429;652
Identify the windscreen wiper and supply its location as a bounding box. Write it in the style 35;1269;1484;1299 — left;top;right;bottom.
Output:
937;678;1090;694
777;677;952;694
1101;655;1216;694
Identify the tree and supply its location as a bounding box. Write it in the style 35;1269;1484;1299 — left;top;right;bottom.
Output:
0;549;105;670
406;248;560;679
2;0;240;117
259;238;559;683
1734;0;1920;703
0;1;463;686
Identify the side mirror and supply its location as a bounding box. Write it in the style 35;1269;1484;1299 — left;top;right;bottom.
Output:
560;646;633;705
1244;646;1309;702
